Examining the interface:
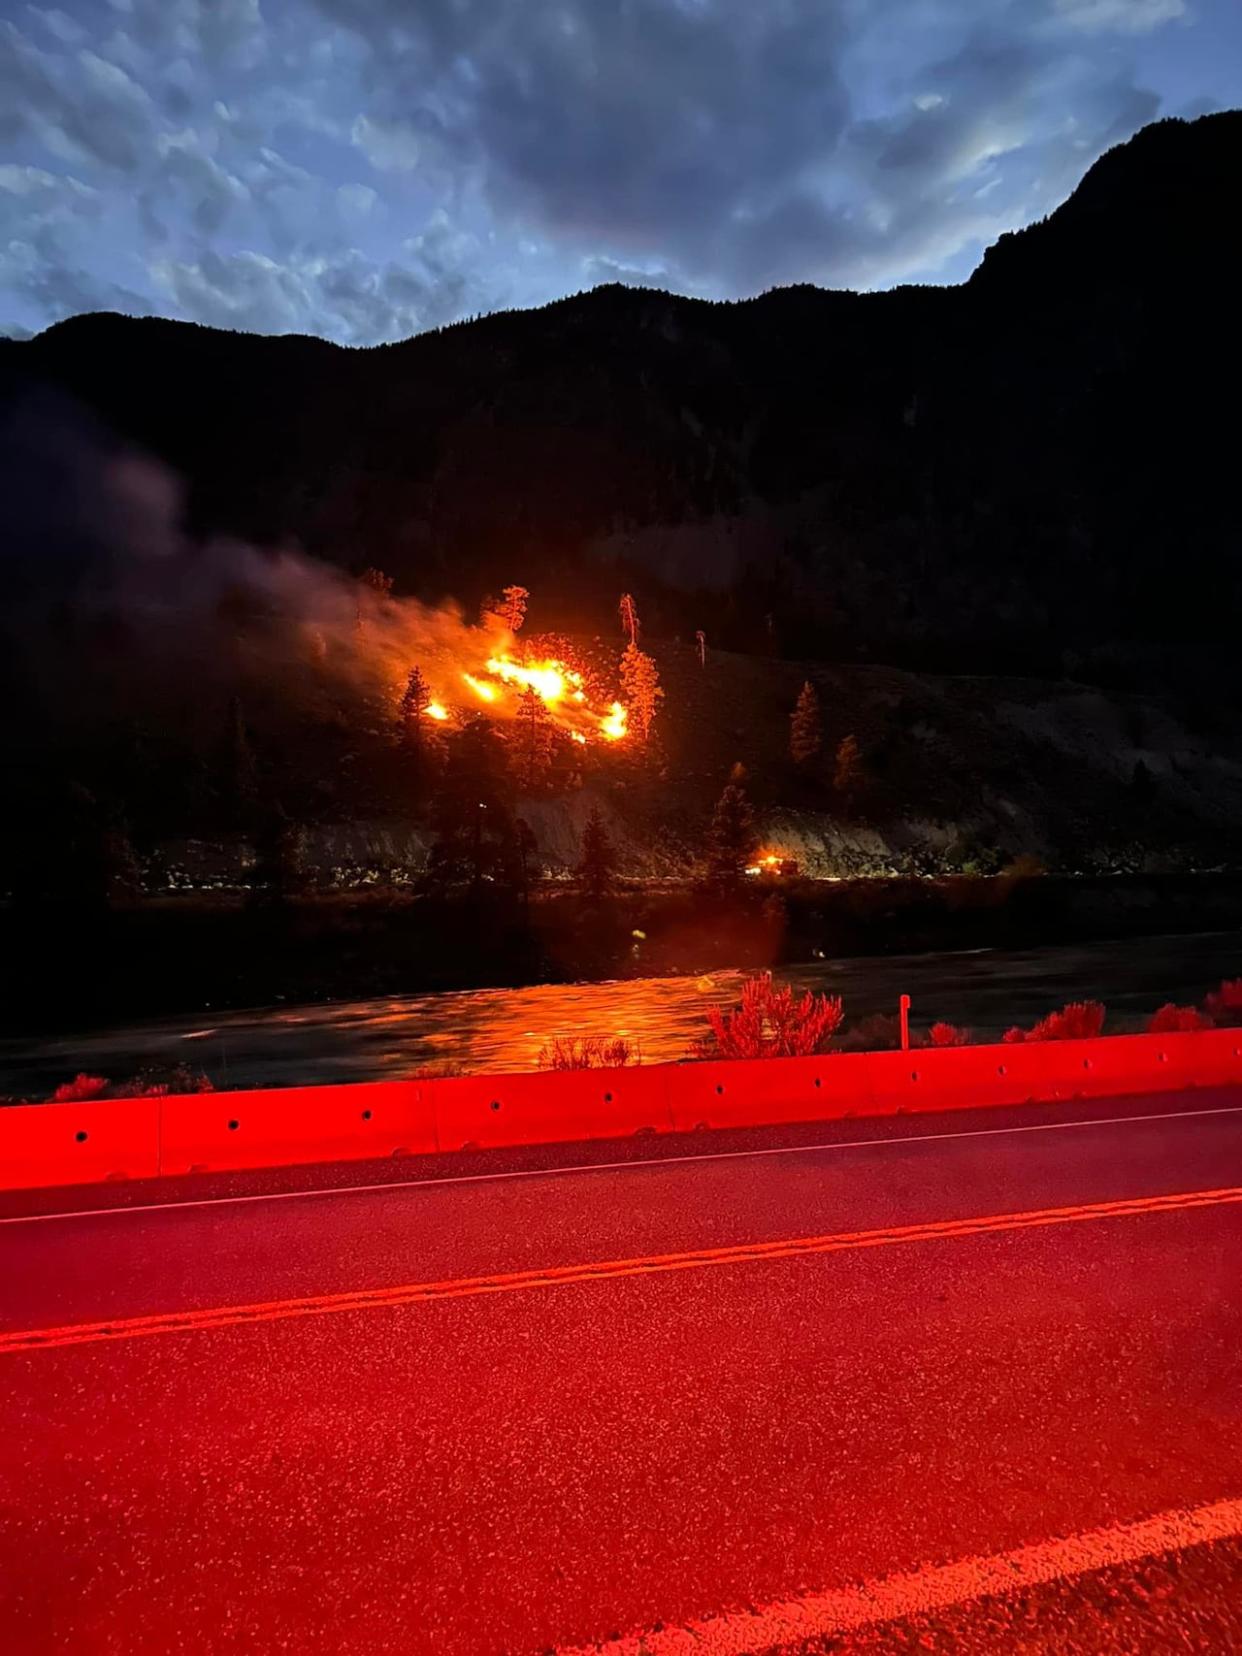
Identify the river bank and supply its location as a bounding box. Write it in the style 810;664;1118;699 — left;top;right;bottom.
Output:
2;927;1239;1099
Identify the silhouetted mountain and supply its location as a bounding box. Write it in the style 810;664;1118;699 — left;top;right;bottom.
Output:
3;110;1239;683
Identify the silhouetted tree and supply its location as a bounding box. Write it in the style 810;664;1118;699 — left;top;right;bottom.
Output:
577;805;617;902
512;686;555;789
249;804;304;907
424;718;523;898
790;681;822;766
704;782;759;890
620;641;663;742
834;733;863;804
619;592;640;645
398;665;434;758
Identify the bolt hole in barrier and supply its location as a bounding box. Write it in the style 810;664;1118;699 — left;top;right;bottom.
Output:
157;1081;436;1176
429;1068;677;1152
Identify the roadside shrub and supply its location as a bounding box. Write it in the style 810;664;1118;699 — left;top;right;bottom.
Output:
50;1073;109;1103
118;1064;214;1097
693;972;843;1060
538;1036;640;1071
1006;1001;1106;1043
1204;978;1242;1026
44;1065;214;1103
928;1021;972;1047
1147;1003;1213;1034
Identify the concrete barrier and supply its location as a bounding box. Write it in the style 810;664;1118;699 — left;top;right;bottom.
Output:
159;1081;436;1176
3;1028;1240;1192
665;1052;877;1132
430;1067;674;1151
0;1096;160;1190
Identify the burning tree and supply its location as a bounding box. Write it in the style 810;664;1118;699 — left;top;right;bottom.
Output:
693;972;844;1060
490;585;529;634
790;681;822;766
577;805;617;902
619;592;640;645
620;641;663;742
704;782;759;889
512;686;556;790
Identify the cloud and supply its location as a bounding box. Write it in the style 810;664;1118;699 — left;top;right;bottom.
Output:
0;0;1223;341
1054;0;1186;35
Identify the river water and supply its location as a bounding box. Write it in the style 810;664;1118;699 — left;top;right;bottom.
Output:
2;929;1239;1098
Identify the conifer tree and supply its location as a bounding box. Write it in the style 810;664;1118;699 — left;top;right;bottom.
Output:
705;783;759;889
834;733;863;802
513;686;555;789
790;681;822;766
578;805;617;902
620;641;663;742
398;665;433;756
619;592;640;645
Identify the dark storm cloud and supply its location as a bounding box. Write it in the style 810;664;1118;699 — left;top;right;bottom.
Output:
1;0;1234;341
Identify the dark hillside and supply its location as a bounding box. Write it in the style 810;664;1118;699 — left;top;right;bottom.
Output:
3;112;1239;683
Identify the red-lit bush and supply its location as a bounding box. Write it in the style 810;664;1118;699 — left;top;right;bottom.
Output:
1147;1003;1214;1034
50;1073;109;1103
1005;1001;1106;1042
538;1036;640;1071
693;972;844;1060
928;1021;972;1047
1204;978;1242;1026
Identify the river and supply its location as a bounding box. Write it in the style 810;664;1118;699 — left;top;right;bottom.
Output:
2;929;1239;1099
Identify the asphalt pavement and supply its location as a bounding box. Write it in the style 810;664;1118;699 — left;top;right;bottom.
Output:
2;1090;1240;1653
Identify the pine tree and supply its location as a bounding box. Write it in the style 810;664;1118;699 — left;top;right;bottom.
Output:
578;805;617;902
695;629;707;668
704;783;759;889
790;681;822;766
620;641;663;742
513;686;555;789
356;566;393;629
495;585;529;633
424;718;523;898
619;592;640;645
398;665;433;756
834;733;863;802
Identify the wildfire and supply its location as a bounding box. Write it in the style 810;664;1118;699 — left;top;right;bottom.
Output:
745;852;795;877
427;702;449;721
462;673;498;703
600;701;628;741
484;655;585;704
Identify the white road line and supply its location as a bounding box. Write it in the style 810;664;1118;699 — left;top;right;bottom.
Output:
2;1102;1240;1227
556;1494;1242;1655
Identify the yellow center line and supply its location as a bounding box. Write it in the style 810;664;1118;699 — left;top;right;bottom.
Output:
3;1183;1240;1354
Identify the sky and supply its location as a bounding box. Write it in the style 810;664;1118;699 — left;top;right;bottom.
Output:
1;0;1238;344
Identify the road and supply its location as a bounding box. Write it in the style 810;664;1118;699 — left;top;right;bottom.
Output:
4;927;1240;1094
1;1090;1241;1653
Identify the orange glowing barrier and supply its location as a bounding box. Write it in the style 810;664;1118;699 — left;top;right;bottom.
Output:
600;701;628;741
462;673;497;702
427;702;449;721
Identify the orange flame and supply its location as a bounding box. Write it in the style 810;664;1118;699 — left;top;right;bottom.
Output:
462;673;497;702
427;702;449;721
600;701;628;741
